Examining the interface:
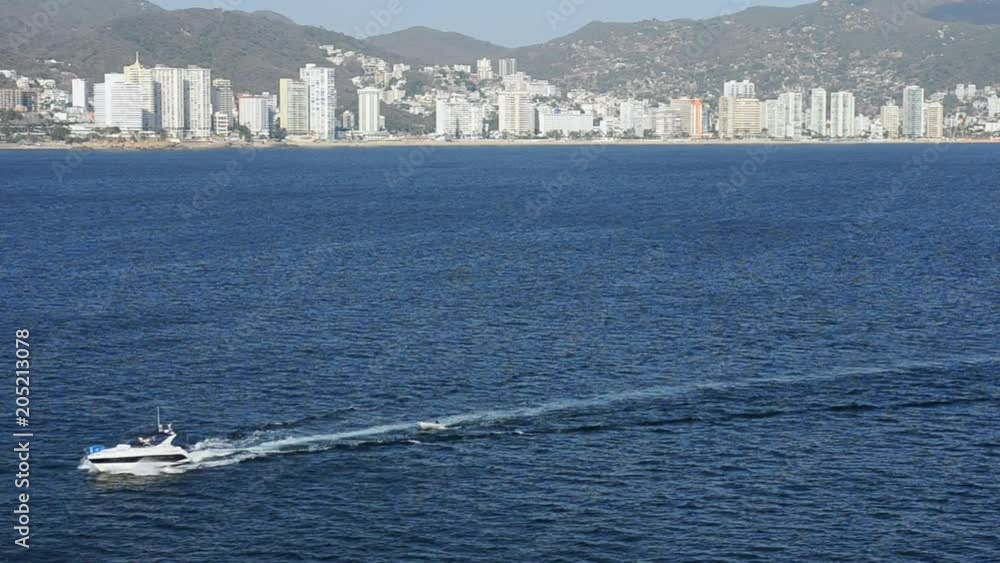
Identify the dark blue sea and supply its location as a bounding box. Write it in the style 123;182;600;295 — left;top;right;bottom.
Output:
2;144;997;562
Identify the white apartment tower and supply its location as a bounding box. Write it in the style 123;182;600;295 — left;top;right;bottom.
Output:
619;100;647;135
299;64;337;140
762;99;781;137
778;92;803;139
809;88;827;136
358;87;382;133
184;67;213;138
829;91;856;138
988;96;1000;117
150;66;185;135
71;79;87;108
238;95;271;137
93;74;143;132
724;80;756;98
477;58;493;80
538;107;595;136
435;94;486;137
149;65;212;138
498;90;535;135
902;86;925;138
499;58;517;78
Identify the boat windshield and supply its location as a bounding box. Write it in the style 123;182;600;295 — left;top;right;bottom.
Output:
130;433;170;447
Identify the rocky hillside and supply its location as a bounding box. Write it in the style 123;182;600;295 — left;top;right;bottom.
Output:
508;0;1000;104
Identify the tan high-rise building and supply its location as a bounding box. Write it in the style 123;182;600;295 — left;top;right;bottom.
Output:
718;97;762;139
671;98;703;138
123;53;156;129
880;103;901;138
498;90;535;135
925;102;944;139
278;78;310;136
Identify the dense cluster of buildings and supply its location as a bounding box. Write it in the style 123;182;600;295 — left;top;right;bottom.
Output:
0;52;381;142
3;47;1000;144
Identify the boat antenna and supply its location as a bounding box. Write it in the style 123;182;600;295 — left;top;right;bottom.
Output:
157;407;161;431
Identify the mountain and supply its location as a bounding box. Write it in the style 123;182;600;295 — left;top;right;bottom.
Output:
506;0;1000;104
926;0;1000;23
365;26;512;66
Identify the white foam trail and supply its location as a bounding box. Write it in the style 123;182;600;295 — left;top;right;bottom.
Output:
88;354;999;476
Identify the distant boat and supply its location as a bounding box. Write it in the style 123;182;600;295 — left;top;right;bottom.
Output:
417;421;449;432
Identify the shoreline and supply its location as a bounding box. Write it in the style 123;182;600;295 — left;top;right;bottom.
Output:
0;137;996;151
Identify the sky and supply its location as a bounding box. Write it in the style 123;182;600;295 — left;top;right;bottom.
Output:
150;0;813;47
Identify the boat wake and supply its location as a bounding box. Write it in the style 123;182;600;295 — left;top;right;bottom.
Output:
81;354;998;477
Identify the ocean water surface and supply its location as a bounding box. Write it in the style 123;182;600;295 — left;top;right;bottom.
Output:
1;144;997;562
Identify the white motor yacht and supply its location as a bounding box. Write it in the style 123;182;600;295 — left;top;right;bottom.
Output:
85;410;191;473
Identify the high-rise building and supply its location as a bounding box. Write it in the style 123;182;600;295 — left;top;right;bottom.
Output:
652;107;682;138
435;94;486;137
854;114;871;136
299;64;337;140
123;53;156;129
718;97;762;138
498;90;535;135
902;85;925;138
151;66;185;134
671;98;703;137
93;74;143;132
183;67;212;138
538;107;595;136
213;112;231;136
502;72;530;91
880;103;901;138
761;99;781;137
212;79;235;120
925;102;944;139
341;110;355;131
278;78;310;135
619;100;647;135
358;87;382;133
499;58;517;78
988;95;1000;117
237;95;271;137
149;65;212;138
477;58;493;81
723;80;756;98
778;92;803;139
0;89;19;110
71;79;87;109
808;88;827;136
829;91;856;138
